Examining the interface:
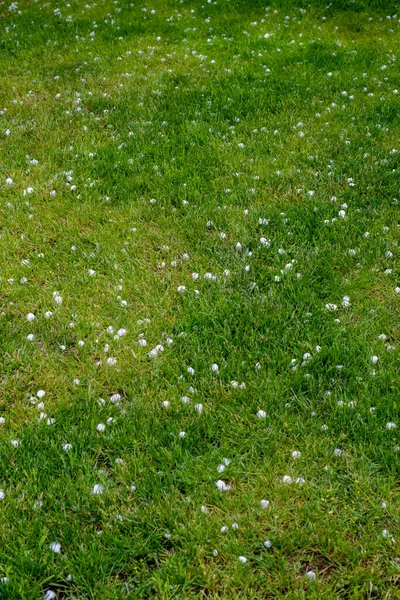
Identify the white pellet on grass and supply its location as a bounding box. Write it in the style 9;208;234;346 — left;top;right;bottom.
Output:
260;499;270;508
257;410;266;419
91;484;104;495
49;542;61;553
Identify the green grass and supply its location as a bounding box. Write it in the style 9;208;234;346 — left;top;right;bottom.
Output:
1;0;400;597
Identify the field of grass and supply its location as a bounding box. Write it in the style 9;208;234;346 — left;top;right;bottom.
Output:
1;0;400;597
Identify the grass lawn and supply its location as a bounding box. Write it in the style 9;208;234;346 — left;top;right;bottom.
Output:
1;0;400;597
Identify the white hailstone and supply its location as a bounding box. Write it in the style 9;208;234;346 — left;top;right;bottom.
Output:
26;313;35;322
201;505;208;514
274;276;281;282
291;450;301;459
321;424;328;431
305;570;316;580
44;591;57;600
181;396;190;404
378;334;387;341
232;523;239;529
162;401;170;408
386;422;396;430
220;525;228;533
381;502;387;508
260;499;270;509
0;417;4;424
263;540;272;549
178;431;186;438
325;303;337;311
371;356;378;365
216;480;231;492
231;380;238;389
150;198;156;205
385;251;393;259
88;269;96;276
50;190;56;197
264;33;271;38
0;490;4;500
33;500;43;510
117;328;127;337
213;549;218;557
53;294;63;305
37;390;45;399
131;484;136;492
217;464;225;473
27;334;35;341
91;484;104;495
338;210;346;218
282;475;292;484
138;339;147;347
97;423;106;432
395;287;400;294
44;311;53;318
238;556;247;564
334;448;342;456
187;367;195;375
235;242;242;251
11;440;19;448
5;177;13;185
295;477;306;485
223;458;231;466
191;272;199;280
194;403;203;414
107;357;117;366
177;285;186;292
257;410;267;419
78;340;84;347
211;363;219;372
5;129;11;136
223;269;230;277
49;542;61;553
342;296;351;308
62;443;72;452
73;379;80;385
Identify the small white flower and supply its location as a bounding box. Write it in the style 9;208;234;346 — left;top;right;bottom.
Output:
325;303;337;311
91;484;104;495
216;480;231;492
342;296;351;308
49;542;61;553
305;570;316;580
260;499;270;509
